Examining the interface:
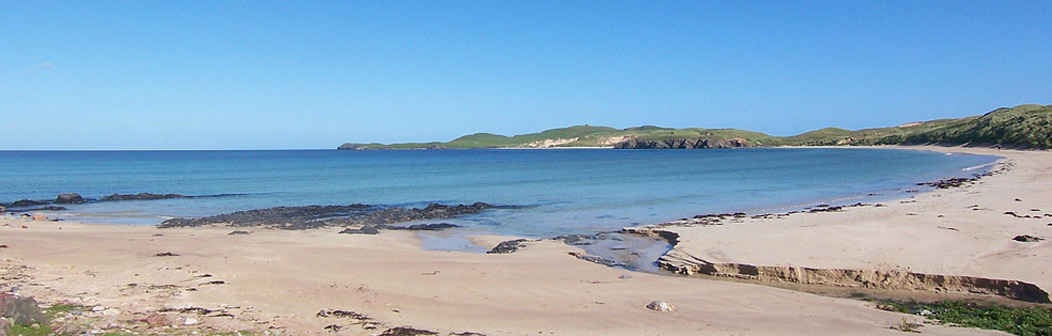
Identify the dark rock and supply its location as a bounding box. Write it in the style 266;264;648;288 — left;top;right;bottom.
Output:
54;193;85;204
645;300;674;312
316;309;371;320
227;230;252;235
614;138;751;149
808;206;843;213
487;239;529;254
100;193;189;201
570;252;627;268
21;206;66;212
154;252;179;257
158;204;371;229
0;293;46;325
339;226;381;235
554;234;597;245
159;306;214;315
920;177;976;189
159;202;496;230
1013;235;1044;243
379;327;439;336
401;223;461;231
10;199;47;207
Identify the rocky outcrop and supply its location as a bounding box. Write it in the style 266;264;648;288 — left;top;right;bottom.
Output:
100;193;189;201
613;137;751;149
10;199;47;207
54;193;85;204
159;203;494;230
658;249;1050;303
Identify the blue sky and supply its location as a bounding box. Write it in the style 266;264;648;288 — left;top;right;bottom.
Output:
2;1;1050;149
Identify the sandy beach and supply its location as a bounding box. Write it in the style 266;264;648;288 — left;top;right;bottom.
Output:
2;146;1047;335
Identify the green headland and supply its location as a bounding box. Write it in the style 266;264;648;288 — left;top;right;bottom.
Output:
339;103;1052;150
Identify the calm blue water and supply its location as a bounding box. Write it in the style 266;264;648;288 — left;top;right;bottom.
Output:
0;148;996;239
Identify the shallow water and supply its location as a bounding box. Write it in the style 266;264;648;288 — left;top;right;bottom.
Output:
0;148;997;240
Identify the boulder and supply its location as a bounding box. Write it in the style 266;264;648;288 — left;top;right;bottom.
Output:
54;193;85;204
0;293;46;325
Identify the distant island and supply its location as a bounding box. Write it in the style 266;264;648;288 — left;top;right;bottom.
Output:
339;103;1052;150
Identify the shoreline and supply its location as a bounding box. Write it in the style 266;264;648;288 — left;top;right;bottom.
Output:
622;145;1051;303
1;145;1044;335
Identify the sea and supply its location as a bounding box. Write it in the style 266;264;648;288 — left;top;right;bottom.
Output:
0;148;997;252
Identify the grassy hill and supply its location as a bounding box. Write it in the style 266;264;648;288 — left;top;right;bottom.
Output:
338;104;1052;150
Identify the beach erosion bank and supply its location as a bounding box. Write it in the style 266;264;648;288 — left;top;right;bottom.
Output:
1;146;1047;335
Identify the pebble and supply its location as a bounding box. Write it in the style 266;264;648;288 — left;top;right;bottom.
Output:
184;317;199;325
646;301;674;312
91;305;106;312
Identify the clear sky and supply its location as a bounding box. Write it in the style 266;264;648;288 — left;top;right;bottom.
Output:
2;1;1050;150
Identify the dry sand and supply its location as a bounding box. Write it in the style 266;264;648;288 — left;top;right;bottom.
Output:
1;145;1042;335
638;146;1051;301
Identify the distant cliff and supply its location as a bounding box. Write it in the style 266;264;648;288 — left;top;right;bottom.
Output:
338;104;1052;150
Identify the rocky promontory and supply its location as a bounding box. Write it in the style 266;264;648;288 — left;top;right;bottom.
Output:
613;138;752;149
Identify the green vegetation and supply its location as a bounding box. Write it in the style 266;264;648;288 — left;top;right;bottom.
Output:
880;300;1052;336
42;303;84;320
338;104;1052;150
6;323;53;336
